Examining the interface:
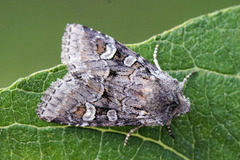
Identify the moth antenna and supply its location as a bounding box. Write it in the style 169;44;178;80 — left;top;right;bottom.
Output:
124;125;143;146
179;71;197;90
167;125;175;139
153;44;162;71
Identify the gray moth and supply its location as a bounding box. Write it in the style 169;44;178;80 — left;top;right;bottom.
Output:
36;24;195;145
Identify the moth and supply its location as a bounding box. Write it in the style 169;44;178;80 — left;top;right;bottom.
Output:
36;24;195;146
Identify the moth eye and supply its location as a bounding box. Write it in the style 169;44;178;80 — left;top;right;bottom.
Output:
173;79;178;84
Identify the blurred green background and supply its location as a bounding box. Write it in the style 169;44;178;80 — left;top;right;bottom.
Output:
0;0;239;88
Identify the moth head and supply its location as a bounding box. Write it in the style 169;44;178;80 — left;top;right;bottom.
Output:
171;71;196;118
156;92;190;126
153;88;190;126
172;92;190;118
169;74;195;121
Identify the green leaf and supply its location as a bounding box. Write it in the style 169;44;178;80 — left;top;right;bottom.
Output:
1;5;240;160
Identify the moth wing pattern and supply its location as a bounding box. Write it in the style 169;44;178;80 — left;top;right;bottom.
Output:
36;24;191;128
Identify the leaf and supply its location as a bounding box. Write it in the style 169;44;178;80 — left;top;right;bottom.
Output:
1;5;240;160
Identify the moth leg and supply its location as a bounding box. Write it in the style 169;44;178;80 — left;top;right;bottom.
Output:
153;44;162;71
124;125;143;146
167;125;175;139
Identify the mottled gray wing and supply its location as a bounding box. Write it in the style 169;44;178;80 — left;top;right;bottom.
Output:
36;24;190;127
